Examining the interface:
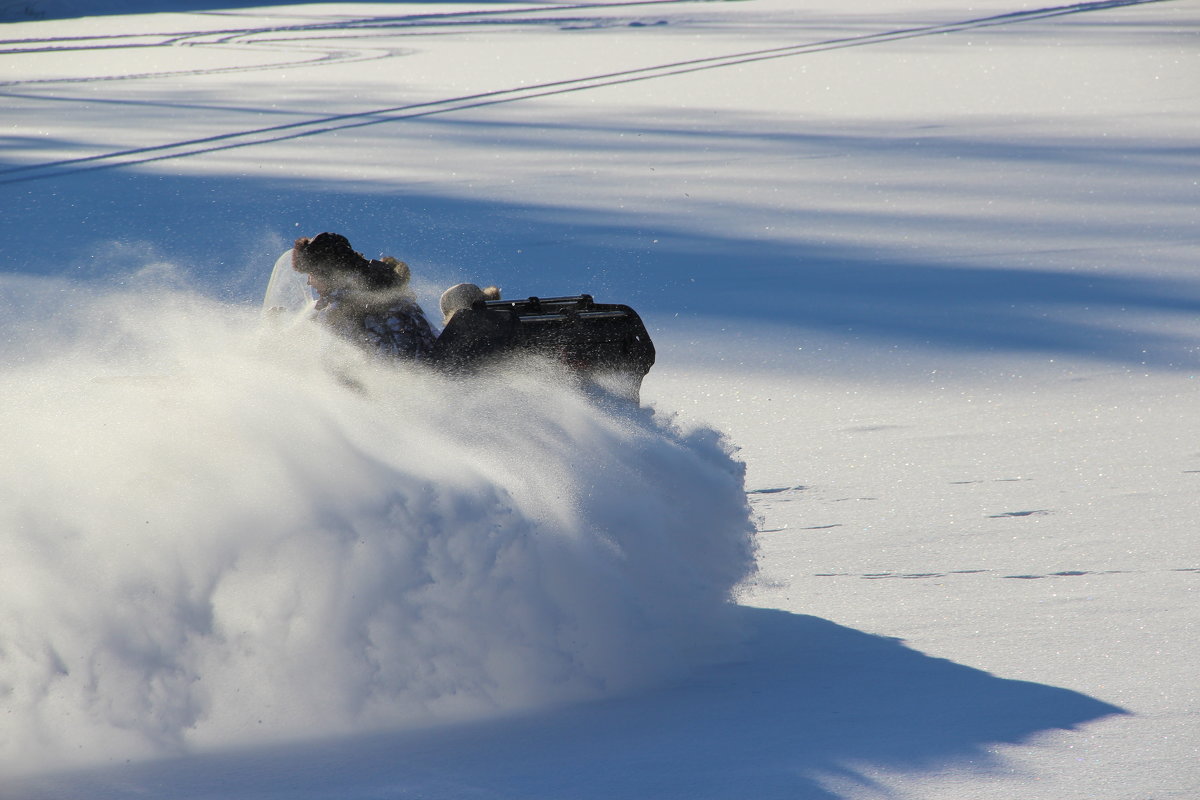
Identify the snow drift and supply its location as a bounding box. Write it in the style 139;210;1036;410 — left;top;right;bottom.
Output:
0;272;757;772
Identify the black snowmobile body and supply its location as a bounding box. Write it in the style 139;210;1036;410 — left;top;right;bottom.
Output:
432;294;655;399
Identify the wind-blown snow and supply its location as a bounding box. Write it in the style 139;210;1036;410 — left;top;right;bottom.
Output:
0;273;756;771
1;0;1197;796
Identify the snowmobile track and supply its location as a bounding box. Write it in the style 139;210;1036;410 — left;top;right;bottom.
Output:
0;0;1178;185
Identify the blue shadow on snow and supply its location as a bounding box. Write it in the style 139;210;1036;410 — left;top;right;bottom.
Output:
13;606;1126;799
3;161;1199;370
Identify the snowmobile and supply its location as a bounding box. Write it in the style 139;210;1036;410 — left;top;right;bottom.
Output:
263;250;655;400
434;293;654;395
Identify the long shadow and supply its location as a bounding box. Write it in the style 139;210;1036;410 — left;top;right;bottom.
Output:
2;0;540;21
2;160;1197;370
10;606;1125;799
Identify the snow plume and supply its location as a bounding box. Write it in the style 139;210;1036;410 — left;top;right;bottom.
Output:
0;275;756;773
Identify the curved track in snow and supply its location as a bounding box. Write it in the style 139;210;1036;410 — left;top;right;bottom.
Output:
0;0;1177;185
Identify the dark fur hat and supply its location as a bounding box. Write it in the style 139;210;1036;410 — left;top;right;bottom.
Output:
294;232;417;303
292;232;368;279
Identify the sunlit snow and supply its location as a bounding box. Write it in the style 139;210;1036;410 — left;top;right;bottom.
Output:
1;1;1196;798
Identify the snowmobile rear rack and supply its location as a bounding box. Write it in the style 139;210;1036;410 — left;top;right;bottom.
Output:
431;294;656;394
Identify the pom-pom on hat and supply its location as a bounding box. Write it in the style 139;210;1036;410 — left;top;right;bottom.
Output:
379;256;411;287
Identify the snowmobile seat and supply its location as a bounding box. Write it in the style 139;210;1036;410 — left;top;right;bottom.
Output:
431;294;655;396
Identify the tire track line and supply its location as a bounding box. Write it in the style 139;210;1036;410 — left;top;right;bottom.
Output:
0;0;1175;186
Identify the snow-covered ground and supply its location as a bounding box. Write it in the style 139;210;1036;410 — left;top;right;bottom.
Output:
1;1;1197;797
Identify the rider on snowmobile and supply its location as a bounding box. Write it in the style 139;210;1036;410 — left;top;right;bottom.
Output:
291;232;436;361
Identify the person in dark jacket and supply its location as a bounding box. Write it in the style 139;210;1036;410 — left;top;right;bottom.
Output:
292;232;436;361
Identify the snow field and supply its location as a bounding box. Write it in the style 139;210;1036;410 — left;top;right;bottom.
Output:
0;0;1197;797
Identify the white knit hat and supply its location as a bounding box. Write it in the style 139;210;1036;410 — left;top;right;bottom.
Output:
440;283;485;325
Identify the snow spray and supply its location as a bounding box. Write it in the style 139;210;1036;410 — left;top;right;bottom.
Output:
0;275;757;772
